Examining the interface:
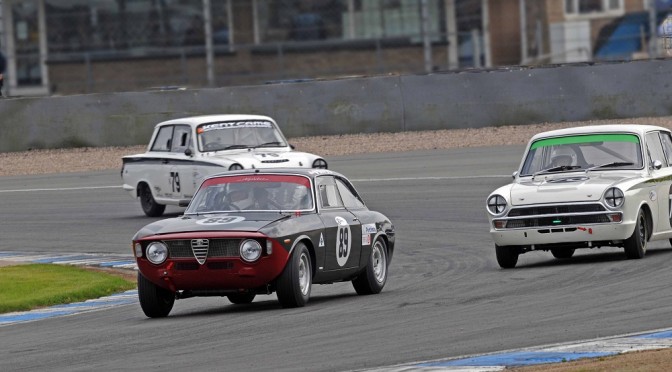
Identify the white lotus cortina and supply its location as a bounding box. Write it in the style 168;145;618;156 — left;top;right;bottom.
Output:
486;124;672;268
121;114;327;217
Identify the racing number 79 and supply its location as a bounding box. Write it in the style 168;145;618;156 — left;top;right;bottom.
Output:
169;171;181;193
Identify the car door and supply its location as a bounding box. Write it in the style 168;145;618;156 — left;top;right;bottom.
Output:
653;131;672;232
645;131;672;233
168;124;197;200
146;124;175;200
316;175;362;272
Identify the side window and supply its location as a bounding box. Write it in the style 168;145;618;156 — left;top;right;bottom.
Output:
170;125;192;153
150;125;174;152
660;132;672;166
646;132;668;168
316;176;343;209
335;178;365;209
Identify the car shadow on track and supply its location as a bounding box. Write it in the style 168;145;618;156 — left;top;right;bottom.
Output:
165;293;361;318
516;247;672;269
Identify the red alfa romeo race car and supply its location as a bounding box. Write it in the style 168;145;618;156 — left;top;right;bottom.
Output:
132;168;395;317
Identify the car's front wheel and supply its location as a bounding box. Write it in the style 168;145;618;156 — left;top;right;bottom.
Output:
624;209;647;259
495;244;519;269
137;272;175;318
276;242;312;308
227;293;256;304
139;183;166;217
551;248;575;259
353;237;388;295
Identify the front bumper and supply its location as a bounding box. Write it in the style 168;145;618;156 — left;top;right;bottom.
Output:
489;221;635;247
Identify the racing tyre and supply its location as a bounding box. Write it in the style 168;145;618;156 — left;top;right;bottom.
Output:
138;272;175;318
352;238;388;295
276;243;312;308
624;209;647;259
551;248;575;259
139;184;166;217
495;244;519;269
227;293;256;304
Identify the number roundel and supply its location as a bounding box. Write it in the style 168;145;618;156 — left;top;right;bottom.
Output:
335;216;351;267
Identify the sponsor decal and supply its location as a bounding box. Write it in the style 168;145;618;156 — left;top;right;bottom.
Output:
319;233;325;247
200;121;272;132
240;177;270;182
361;234;371;246
363;223;377;234
335;216;351;267
196;216;246;225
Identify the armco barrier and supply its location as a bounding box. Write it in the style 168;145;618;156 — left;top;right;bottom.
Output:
1;59;672;152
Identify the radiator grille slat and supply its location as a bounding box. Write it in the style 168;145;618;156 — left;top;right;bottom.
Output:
164;239;242;263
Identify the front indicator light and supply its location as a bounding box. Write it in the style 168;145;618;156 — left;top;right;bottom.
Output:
493;220;506;229
147;242;168;264
240;239;262;262
608;213;622;223
133;242;142;257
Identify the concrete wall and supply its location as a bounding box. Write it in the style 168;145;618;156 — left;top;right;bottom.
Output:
1;59;672;152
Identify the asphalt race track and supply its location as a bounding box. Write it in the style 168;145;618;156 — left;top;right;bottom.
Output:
2;146;672;371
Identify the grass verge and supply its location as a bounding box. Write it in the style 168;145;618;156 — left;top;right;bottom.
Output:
0;264;136;314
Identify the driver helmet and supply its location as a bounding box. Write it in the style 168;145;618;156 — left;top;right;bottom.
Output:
226;183;253;209
550;146;576;167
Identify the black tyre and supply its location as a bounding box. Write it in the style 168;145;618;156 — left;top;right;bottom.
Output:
495;244;519;269
353;238;388;295
276;243;312;308
137;272;175;318
551;248;575;259
139;183;166;217
624;209;647;259
227;293;256;304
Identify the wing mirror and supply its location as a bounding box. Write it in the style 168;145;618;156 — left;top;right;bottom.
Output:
653;160;663;170
290;144;296;150
184;148;193;157
512;171;518;179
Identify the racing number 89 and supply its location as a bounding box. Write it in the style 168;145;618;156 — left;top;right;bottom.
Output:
338;227;349;258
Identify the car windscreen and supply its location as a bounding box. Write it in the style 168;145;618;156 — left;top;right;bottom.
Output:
186;174;313;213
520;133;643;176
196;120;288;152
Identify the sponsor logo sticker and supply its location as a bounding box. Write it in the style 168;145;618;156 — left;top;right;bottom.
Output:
363;223;377;234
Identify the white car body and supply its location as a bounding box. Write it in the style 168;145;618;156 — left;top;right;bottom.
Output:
486;124;672;268
122;114;327;216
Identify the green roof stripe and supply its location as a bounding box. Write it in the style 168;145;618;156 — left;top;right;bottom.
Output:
530;134;639;150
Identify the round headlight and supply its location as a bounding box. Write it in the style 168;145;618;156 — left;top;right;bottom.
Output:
487;194;507;215
240;239;262;262
146;242;168;264
312;159;328;169
604;187;624;208
229;163;243;171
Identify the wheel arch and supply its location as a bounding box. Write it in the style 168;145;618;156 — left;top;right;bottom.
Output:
290;235;317;278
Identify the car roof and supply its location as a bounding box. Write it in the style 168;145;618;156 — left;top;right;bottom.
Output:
203;168;344;182
155;114;276;128
529;124;670;142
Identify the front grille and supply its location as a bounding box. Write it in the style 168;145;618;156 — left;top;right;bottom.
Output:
507;204;605;217
505;214;611;228
164;239;242;260
495;203;617;229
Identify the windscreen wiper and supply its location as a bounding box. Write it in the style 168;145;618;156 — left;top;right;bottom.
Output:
586;162;634;173
532;165;581;179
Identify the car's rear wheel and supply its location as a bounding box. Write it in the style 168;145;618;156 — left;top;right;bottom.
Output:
137;272;175;318
495;244;519;269
227;293;256;304
276;242;311;308
551;248;575;259
624;209;647;259
353;238;388;295
139;183;166;217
